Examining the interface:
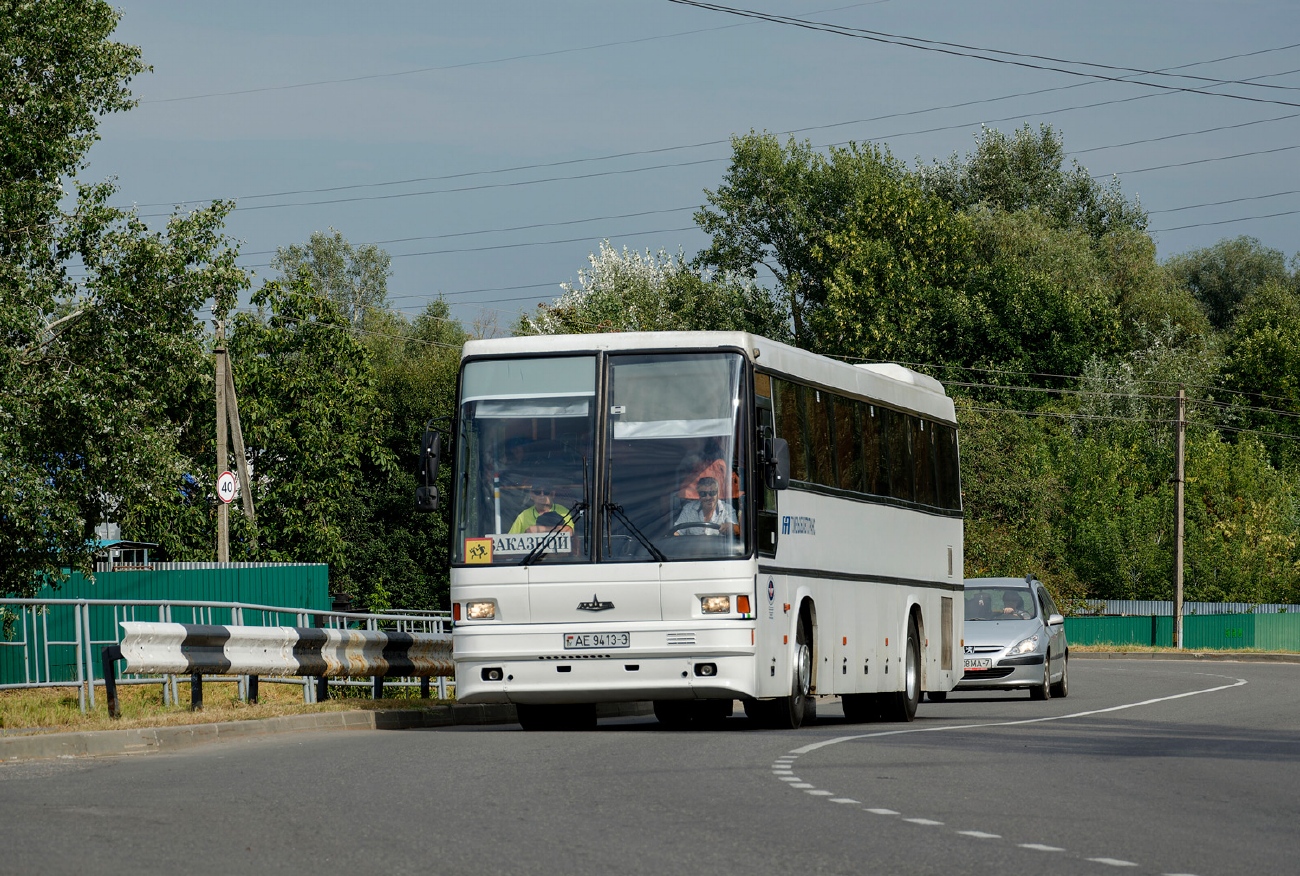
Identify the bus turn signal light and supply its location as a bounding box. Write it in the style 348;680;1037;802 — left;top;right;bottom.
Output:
737;595;751;614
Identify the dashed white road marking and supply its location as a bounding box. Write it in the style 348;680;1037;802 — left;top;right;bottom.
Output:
767;673;1248;873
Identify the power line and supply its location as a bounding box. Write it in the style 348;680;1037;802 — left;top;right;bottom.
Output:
141;22;746;104
669;1;1300;108
1148;189;1300;215
119;47;1300;211
1151;207;1300;233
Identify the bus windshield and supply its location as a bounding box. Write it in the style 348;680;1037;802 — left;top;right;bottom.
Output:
604;352;749;561
451;351;750;565
453;356;596;565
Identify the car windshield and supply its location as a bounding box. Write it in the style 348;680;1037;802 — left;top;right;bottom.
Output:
965;587;1038;621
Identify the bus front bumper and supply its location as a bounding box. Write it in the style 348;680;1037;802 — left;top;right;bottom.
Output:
453;623;758;705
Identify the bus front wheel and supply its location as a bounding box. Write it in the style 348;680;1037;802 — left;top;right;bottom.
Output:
881;617;920;722
747;618;811;729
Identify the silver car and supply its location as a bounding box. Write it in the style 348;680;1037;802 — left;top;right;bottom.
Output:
953;576;1069;699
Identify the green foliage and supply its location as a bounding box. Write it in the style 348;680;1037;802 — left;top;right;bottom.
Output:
0;2;243;597
517;241;789;339
1164;236;1291;332
918;124;1148;239
1220;281;1300;467
227;273;392;568
1185;433;1300;603
272;228;392;327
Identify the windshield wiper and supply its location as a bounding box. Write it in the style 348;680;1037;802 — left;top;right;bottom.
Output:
603;502;667;563
522;503;586;566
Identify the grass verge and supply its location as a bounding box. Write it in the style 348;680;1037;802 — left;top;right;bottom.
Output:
0;680;451;737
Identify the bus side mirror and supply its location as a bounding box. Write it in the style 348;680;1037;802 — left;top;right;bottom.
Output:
416;427;442;512
764;437;790;491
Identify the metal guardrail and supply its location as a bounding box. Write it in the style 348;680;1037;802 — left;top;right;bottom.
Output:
0;598;454;712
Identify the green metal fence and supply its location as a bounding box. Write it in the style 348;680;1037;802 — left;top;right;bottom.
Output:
2;566;329;689
1065;614;1300;651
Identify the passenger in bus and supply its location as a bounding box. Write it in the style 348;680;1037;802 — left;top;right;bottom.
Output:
677;440;741;504
673;476;739;536
509;480;574;533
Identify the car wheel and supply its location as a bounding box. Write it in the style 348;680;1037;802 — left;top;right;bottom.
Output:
1050;656;1069;698
882;616;921;722
1029;658;1052;701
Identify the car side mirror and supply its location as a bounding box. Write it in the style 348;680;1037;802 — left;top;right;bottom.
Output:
416;426;442;512
1047;613;1064;626
763;437;790;491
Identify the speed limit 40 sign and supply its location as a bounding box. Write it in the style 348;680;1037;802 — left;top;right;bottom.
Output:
216;470;237;504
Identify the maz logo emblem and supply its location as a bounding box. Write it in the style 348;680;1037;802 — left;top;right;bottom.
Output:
577;594;615;612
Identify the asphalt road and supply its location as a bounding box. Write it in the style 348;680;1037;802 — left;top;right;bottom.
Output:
2;659;1297;876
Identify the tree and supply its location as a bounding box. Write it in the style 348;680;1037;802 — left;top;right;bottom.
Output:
917;124;1148;240
695;133;897;346
226;273;392;568
517;240;788;339
1220;281;1300;467
1;3;246;598
1164;236;1290;332
335;298;466;611
272;228;392;328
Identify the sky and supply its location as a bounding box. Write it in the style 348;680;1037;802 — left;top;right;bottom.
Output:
89;0;1300;331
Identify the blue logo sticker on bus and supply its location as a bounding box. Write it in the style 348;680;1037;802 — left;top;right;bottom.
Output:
781;516;816;535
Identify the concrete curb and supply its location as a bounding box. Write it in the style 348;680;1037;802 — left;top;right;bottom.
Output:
0;702;651;763
1073;650;1300;664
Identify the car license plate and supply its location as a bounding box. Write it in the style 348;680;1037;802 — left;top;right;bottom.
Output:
564;632;630;650
963;657;992;670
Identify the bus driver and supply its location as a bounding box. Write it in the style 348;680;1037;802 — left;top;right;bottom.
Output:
672;476;739;537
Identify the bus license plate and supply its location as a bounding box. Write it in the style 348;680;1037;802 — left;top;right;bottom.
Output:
963;658;992;670
564;632;630;650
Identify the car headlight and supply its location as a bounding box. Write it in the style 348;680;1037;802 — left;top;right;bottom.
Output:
1007;634;1040;655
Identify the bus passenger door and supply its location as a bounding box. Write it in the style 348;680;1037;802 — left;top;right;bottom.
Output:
756;404;778;557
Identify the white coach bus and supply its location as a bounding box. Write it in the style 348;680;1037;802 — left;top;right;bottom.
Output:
417;331;963;730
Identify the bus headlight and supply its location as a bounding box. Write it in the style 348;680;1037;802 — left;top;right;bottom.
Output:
467;601;496;620
701;596;731;614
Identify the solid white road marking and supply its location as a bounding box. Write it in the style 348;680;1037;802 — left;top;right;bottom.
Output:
1019;844;1065;852
958;831;1001;839
789;677;1248;756
1088;858;1138;867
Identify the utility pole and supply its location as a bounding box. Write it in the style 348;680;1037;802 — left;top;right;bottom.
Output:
215;323;230;563
1173;387;1186;649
